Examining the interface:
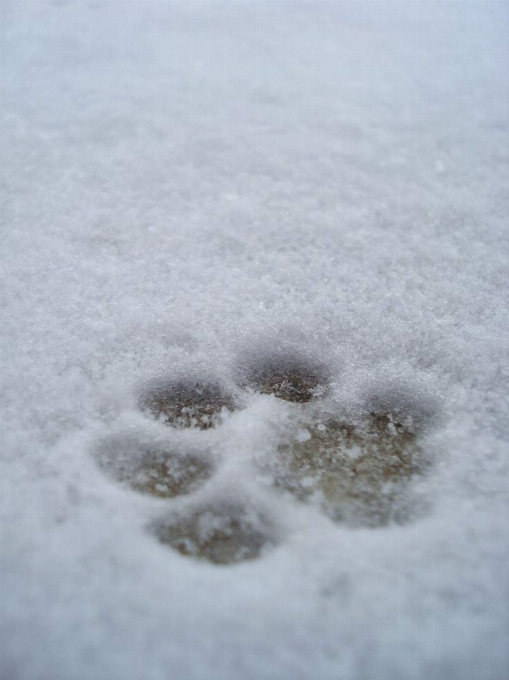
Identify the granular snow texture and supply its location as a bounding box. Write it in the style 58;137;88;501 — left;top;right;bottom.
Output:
1;2;508;679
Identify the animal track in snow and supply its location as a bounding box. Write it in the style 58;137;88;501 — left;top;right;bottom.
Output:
94;435;215;499
139;379;237;430
92;350;438;564
150;501;278;565
271;411;428;528
239;352;330;403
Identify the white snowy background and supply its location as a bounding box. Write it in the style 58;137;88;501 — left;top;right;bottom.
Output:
1;1;508;679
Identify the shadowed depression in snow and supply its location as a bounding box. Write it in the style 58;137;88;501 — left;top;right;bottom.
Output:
139;379;237;429
94;355;436;562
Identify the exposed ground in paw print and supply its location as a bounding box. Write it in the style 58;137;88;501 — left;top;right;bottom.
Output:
272;410;429;528
240;353;330;403
139;379;237;429
94;436;214;498
151;501;278;565
93;355;439;563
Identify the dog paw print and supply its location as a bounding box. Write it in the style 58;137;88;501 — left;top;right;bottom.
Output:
91;351;438;564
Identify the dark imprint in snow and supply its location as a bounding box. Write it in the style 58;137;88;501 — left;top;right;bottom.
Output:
139;379;237;429
241;355;329;403
151;502;277;565
273;411;429;527
95;437;214;499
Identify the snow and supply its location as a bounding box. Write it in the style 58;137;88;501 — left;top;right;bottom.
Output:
1;1;508;679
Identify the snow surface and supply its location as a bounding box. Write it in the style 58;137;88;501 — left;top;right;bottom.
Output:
1;1;509;678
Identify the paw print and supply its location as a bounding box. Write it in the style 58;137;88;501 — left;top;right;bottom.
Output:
138;378;237;430
269;412;428;528
151;501;278;566
94;434;215;499
239;354;329;403
91;351;438;565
